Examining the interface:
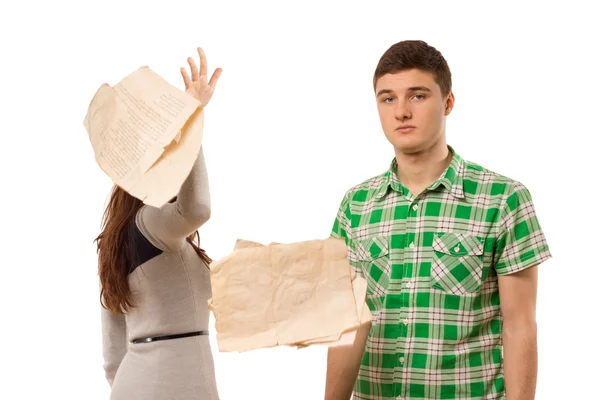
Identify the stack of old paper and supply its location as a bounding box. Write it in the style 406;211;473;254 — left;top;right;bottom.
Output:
207;238;371;352
83;66;205;207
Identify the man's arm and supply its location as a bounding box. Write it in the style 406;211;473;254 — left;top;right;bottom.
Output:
498;265;538;400
325;320;371;400
326;191;369;399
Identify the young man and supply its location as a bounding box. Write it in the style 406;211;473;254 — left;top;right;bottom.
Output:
325;40;551;400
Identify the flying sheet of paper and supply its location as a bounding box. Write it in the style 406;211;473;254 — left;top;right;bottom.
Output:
208;238;370;352
232;240;370;347
83;66;204;207
293;274;371;348
229;239;371;348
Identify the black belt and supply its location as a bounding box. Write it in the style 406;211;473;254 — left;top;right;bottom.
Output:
131;330;209;344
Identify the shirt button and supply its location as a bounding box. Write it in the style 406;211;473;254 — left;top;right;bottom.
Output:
406;282;412;288
409;242;415;249
412;204;418;211
399;356;405;363
403;318;409;325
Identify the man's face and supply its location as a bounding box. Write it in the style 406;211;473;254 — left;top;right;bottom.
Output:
375;69;454;154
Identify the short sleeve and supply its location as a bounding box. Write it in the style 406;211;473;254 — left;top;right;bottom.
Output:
493;183;552;275
331;192;362;277
331;193;351;242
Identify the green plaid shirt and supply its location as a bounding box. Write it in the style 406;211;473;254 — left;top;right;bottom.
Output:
331;146;551;400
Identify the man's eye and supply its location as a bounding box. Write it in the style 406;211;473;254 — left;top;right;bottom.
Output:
413;94;426;100
383;97;394;103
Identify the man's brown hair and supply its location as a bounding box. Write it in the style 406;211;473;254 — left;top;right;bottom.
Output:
373;40;452;96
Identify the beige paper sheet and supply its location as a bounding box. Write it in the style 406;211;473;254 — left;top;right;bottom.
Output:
294;274;371;348
83;66;204;207
208;238;370;352
230;239;370;348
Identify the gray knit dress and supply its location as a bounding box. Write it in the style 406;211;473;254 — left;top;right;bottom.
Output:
100;148;219;399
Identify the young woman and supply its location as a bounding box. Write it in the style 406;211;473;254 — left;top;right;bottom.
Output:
95;47;222;399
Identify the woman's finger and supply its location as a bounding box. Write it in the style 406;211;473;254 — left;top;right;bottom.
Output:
187;57;199;80
208;67;222;89
198;47;208;78
180;67;192;88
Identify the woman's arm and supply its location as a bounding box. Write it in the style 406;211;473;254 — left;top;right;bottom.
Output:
136;146;210;251
134;47;221;252
100;306;127;386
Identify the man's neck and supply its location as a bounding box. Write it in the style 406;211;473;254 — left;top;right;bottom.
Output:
394;140;452;197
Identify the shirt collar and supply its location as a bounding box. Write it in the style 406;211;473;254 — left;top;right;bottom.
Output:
374;145;465;200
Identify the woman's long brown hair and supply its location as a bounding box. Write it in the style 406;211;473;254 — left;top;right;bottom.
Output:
95;185;211;315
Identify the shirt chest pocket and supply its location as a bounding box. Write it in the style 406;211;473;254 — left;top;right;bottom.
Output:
355;235;390;299
431;232;484;296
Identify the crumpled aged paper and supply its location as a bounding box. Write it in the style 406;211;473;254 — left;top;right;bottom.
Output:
83;66;204;207
207;238;371;352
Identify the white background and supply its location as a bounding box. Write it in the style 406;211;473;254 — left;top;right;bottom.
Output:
1;1;598;399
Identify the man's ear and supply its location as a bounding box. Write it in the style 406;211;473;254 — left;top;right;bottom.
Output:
444;92;455;115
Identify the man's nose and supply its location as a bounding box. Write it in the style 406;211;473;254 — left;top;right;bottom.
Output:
394;99;411;120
